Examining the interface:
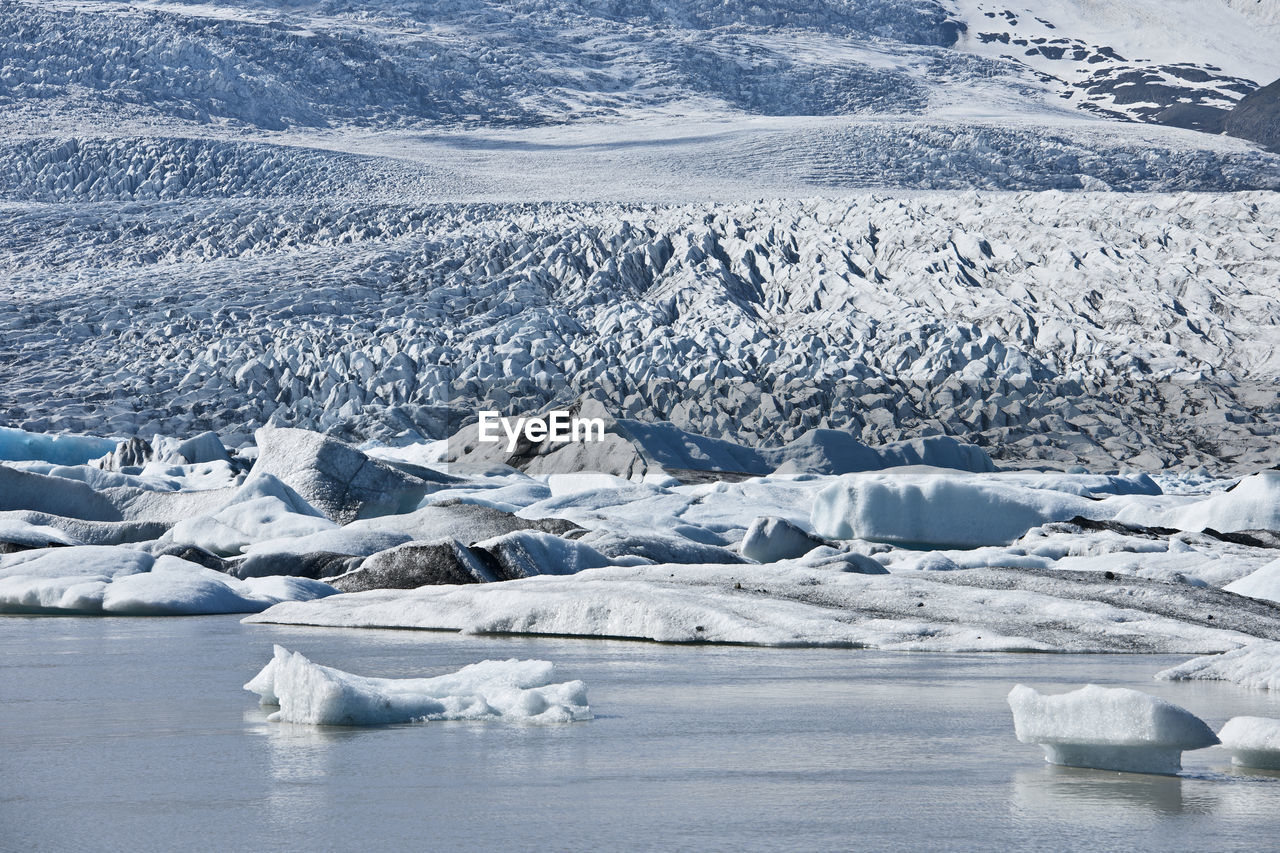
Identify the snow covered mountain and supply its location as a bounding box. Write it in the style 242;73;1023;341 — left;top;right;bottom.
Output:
2;0;1279;472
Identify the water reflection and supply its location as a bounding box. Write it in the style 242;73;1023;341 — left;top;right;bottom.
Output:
1012;765;1213;818
245;708;366;833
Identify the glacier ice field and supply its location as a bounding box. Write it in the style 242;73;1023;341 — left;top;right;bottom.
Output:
6;4;1280;835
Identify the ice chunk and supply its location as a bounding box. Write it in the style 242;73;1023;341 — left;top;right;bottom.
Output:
1217;717;1280;769
328;539;495;592
231;551;361;580
154;431;232;466
0;427;119;466
547;472;636;496
740;516;826;563
1155;641;1280;690
1008;683;1219;774
0;519;80;551
91;437;152;472
1168;471;1280;534
1224;558;1280;604
811;472;1102;547
251;426;432;523
166;472;336;556
867;435;998;474
244;645;592;726
0;546;336;615
341;500;582;546
577;529;745;564
472;530;614;580
0;465;123;521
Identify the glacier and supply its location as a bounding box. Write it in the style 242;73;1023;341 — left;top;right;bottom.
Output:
2;0;1280;473
3;0;1280;676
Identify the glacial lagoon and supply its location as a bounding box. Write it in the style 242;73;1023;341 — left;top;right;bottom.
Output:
4;616;1280;851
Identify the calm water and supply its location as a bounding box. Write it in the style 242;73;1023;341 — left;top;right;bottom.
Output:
4;616;1280;852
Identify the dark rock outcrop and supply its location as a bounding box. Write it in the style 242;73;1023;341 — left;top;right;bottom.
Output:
1226;78;1280;152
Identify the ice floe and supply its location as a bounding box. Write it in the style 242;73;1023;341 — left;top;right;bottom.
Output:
1008;684;1219;774
1217;717;1280;770
245;645;591;726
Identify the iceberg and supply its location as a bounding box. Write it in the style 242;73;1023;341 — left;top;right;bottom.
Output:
1224;558;1280;605
1167;472;1280;534
1007;684;1219;775
1155;641;1280;691
1217;717;1280;770
811;471;1103;547
740;516;826;563
245;645;592;726
0;546;336;615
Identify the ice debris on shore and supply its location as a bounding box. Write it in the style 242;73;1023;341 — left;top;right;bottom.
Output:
245;645;591;726
1007;684;1219;775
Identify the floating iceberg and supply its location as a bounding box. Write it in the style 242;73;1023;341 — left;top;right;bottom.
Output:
1007;684;1219;774
245;645;592;726
1156;641;1280;691
1217;717;1280;770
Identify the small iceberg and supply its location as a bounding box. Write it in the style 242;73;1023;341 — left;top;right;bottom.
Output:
1218;717;1280;770
1155;641;1280;691
1008;684;1219;775
245;645;592;726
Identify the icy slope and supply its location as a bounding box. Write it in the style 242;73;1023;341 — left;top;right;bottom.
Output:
948;0;1280;132
5;192;1279;471
9;0;1276;135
